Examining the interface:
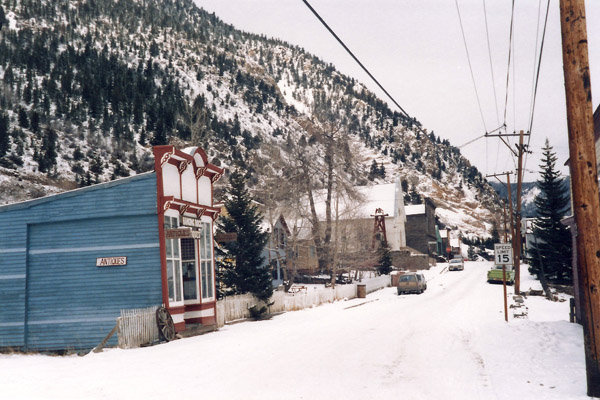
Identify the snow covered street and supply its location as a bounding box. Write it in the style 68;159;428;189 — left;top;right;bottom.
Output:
1;261;589;399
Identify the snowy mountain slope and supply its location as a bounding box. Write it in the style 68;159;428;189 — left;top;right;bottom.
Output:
0;0;501;237
490;178;571;218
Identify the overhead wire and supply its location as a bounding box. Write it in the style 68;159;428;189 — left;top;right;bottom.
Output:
454;0;488;133
522;0;551;182
527;0;544;132
503;0;516;128
501;0;518;171
299;0;535;182
482;0;499;176
299;0;464;178
482;0;501;127
299;0;413;121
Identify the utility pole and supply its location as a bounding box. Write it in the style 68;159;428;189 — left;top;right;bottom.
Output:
503;200;508;243
506;172;515;246
486;172;515;245
560;0;600;395
514;130;525;295
487;173;514;323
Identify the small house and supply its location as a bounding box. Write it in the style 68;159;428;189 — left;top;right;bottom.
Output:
262;214;291;286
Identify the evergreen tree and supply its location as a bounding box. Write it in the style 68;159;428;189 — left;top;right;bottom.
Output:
376;240;393;275
216;169;273;302
490;221;500;244
409;185;422;205
0;5;5;31
529;139;572;282
467;245;476;261
0;112;9;157
89;152;104;183
368;159;379;181
37;128;58;173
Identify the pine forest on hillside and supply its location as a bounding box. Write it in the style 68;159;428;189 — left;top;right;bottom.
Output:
0;0;501;237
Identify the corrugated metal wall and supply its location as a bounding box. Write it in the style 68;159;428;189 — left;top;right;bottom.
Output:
0;173;163;351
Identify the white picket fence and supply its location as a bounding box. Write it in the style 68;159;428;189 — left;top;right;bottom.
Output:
363;274;392;294
216;275;391;327
118;306;160;349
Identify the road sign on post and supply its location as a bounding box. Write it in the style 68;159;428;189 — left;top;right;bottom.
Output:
494;243;512;323
494;243;513;266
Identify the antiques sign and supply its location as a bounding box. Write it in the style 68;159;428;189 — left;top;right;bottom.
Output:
96;256;127;267
166;228;202;239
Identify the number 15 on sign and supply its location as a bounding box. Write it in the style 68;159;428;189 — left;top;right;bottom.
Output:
494;243;513;265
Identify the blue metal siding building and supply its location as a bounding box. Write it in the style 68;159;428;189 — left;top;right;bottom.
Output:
0;173;162;351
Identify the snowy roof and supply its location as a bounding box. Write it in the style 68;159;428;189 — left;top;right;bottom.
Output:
405;204;425;216
309;182;404;220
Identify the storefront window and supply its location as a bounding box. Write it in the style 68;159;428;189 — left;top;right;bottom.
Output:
165;216;183;304
199;222;213;299
181;238;198;301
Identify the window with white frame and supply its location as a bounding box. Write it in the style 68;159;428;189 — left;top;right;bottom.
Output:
199;221;214;299
181;238;198;301
164;216;183;305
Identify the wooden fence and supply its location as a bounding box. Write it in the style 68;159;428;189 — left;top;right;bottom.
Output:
216;275;391;327
118;306;159;349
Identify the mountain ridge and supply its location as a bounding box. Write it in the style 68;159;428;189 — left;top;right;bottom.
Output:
0;0;501;238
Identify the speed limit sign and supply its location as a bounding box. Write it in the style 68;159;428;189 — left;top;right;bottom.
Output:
494;243;513;265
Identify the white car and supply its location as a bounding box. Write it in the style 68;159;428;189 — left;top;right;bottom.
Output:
448;258;464;271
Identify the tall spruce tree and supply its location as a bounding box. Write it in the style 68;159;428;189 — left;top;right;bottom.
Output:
529;139;572;282
216;169;273;302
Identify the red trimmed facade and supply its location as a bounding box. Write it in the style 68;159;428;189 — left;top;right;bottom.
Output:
153;146;224;331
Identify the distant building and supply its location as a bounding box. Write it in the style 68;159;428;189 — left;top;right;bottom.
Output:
405;198;437;257
262;214;291;287
292;181;407;274
521;218;536;262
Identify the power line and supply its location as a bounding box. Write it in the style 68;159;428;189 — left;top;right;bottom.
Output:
503;0;516;127
482;0;500;127
454;0;488;133
527;1;552;140
299;0;412;121
528;0;544;130
523;0;551;182
495;0;518;172
299;0;472;178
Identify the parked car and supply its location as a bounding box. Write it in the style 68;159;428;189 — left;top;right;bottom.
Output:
448;257;464;271
487;265;515;284
397;272;427;295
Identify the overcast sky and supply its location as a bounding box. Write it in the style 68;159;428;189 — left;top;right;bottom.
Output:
193;0;600;182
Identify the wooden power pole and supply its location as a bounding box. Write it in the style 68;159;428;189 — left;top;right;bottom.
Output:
514;130;525;295
503;200;508;243
486;132;528;295
559;0;600;395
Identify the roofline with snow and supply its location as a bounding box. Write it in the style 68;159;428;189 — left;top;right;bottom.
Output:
0;172;156;213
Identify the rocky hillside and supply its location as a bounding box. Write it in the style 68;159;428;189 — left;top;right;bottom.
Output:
0;0;501;237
